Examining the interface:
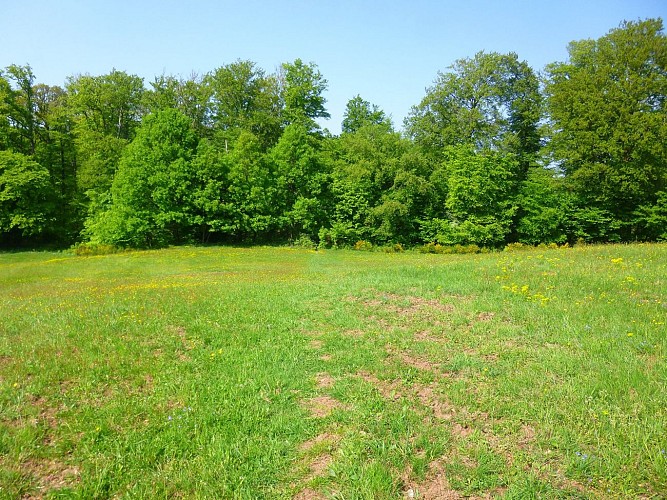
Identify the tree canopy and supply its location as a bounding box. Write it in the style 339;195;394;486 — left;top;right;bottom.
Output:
1;18;665;249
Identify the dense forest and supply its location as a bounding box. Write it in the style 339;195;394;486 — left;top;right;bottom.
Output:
1;18;665;250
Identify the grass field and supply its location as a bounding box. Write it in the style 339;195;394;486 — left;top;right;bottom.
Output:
0;244;665;499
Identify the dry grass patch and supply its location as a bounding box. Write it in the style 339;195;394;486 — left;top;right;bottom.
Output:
451;423;474;438
22;458;81;495
475;312;495;322
302;396;347;418
356;371;403;401
307;454;333;480
308;339;323;349
299;432;341;453
314;372;335;389
404;460;461;499
292;487;329;500
397;351;441;372
414;384;456;421
342;329;365;338
350;290;461;325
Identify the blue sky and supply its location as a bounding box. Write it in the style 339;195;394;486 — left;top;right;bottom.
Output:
1;0;665;133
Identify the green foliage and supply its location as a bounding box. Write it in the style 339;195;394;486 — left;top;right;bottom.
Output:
271;123;330;238
86;109;199;247
545;19;667;238
406;51;541;165
187;139;233;241
318;222;363;249
635;191;667;241
0;150;53;241
1;19;666;250
515;167;569;244
207;60;281;149
0;64;38;155
67;70;145;206
66;70;144;139
418;242;482;254
292;233;316;249
568;206;623;243
72;242;122;256
342;95;391;134
280;59;330;130
353;240;373;251
226;130;276;239
426;146;519;247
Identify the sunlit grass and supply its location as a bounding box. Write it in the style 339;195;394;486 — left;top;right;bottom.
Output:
1;244;665;498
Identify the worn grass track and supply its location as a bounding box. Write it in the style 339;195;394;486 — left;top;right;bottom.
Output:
1;244;665;498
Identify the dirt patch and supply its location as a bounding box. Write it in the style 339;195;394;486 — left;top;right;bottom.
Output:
405;460;461;499
367;315;394;330
23;458;80;493
476;312;495;322
167;325;196;359
452;423;474;438
356;371;403;401
300;432;341;453
308;453;333;479
309;339;323;349
399;351;440;371
363;299;384;308
167;325;190;346
293;488;328;500
0;354;12;367
28;396;60;430
343;329;365;338
386;347;441;372
414;384;455;421
302;396;346;418
378;293;456;319
520;424;535;444
356;372;459;421
353;291;458;322
414;330;449;343
318;354;332;362
314;373;335;389
466;311;498;329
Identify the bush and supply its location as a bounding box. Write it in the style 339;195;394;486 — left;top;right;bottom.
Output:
418;242;481;254
504;242;530;252
72;243;122;256
377;243;405;253
353;240;373;251
293;234;316;249
418;242;438;254
454;244;480;254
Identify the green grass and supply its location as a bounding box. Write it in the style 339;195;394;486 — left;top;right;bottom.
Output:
0;244;665;499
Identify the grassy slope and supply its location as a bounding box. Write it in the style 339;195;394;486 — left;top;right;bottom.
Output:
0;244;665;498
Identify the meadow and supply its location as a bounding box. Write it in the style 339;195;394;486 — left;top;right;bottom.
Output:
0;244;665;499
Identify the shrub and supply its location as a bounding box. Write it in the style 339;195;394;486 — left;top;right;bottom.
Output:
293;234;316;249
379;243;405;253
504;242;529;252
418;242;437;254
72;243;121;256
418;242;481;254
353;240;373;251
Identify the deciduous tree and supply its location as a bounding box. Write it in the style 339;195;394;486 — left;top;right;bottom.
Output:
545;18;667;239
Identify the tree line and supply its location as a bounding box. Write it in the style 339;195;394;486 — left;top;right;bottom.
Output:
1;18;665;250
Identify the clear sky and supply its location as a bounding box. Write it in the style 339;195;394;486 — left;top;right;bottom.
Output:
1;0;665;133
